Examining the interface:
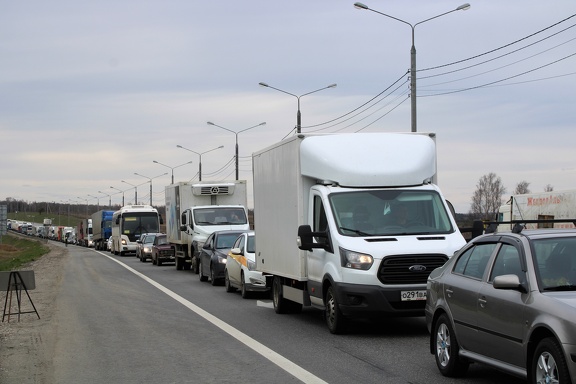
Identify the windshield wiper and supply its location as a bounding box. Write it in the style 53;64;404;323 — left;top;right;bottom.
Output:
340;227;371;236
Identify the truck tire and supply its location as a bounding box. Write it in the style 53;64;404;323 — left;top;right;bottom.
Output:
175;257;184;270
273;276;302;314
325;286;347;334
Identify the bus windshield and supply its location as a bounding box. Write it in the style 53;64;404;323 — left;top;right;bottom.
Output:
122;212;160;241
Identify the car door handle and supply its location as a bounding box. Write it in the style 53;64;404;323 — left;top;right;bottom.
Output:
478;297;487;308
445;288;453;297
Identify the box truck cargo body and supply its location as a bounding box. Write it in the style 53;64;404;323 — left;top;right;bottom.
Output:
92;210;114;250
498;190;576;231
165;181;249;271
253;133;466;333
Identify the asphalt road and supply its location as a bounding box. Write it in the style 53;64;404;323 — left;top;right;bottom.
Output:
49;245;526;384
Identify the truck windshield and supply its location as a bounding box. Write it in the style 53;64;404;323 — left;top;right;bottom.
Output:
122;213;160;241
329;190;455;237
193;208;247;226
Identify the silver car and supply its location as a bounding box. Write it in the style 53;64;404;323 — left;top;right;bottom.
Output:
425;227;576;383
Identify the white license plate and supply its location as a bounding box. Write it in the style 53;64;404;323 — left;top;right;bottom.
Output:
401;290;427;301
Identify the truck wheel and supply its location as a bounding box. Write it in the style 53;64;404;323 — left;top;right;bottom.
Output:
199;260;208;282
325;286;347;334
272;276;291;314
225;271;236;293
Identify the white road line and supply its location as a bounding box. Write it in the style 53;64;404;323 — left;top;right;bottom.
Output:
99;252;327;384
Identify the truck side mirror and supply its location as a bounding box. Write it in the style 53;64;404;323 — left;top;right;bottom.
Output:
159;215;164;225
115;216;120;225
179;225;186;232
297;225;331;251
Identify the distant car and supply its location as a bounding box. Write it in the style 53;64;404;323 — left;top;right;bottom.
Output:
225;231;268;298
107;237;113;252
136;233;162;262
426;226;576;382
151;234;175;266
199;230;250;286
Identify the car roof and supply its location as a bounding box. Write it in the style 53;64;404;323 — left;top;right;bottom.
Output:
474;228;576;242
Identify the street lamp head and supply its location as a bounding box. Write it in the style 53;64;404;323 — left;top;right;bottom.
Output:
207;121;215;126
353;2;369;10
258;82;269;87
327;83;337;89
153;160;159;164
457;3;471;11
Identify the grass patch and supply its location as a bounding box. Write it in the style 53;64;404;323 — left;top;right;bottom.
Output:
0;233;50;271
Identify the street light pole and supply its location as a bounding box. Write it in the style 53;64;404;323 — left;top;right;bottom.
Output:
353;2;470;132
121;180;138;205
176;145;224;181
207;122;266;180
110;186;125;207
98;191;112;209
134;172;168;206
152;160;193;184
88;194;99;212
258;82;336;134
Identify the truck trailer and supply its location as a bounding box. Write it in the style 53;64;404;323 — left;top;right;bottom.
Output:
92;210;114;250
252;132;466;333
111;205;163;256
497;189;576;231
77;218;93;247
165;181;249;271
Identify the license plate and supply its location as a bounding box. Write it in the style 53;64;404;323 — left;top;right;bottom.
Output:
401;290;427;301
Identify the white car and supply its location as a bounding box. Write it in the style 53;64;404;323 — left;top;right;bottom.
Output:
224;231;269;298
107;237;113;252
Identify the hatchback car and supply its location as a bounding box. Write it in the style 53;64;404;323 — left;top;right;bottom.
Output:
151;234;175;266
199;230;250;286
426;226;576;382
225;231;269;298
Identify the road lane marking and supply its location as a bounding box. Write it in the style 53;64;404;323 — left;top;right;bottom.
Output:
99;252;327;384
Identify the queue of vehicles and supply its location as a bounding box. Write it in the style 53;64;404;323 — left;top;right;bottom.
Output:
7;132;576;383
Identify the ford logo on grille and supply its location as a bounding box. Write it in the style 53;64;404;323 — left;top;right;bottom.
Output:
409;265;427;272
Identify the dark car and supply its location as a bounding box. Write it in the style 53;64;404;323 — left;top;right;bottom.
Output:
136;233;162;262
199;230;250;286
426;224;576;382
151;234;175;266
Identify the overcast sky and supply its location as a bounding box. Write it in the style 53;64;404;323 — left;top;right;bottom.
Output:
1;0;575;213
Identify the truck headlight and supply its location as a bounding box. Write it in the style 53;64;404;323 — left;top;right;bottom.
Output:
340;247;373;270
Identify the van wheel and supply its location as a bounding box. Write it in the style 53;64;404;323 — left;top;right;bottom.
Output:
433;313;469;377
325;286;347;334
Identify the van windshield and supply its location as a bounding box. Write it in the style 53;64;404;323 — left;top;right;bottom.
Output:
329;190;455;236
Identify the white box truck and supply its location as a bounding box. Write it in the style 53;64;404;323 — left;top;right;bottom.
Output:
165;181;250;271
497;189;576;231
253;132;466;334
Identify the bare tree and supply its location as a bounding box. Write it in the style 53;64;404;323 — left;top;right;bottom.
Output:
470;172;507;220
514;181;531;195
544;184;554;192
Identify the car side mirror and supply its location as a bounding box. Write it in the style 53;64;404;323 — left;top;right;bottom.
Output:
230;247;242;255
493;274;527;293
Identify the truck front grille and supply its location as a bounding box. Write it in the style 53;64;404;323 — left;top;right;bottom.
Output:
378;254;448;285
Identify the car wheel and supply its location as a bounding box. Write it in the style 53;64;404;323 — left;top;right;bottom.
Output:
199;259;207;282
152;255;157;265
241;272;250;299
532;337;569;383
225;270;235;293
157;257;162;266
325;286;346;334
433;313;469;377
210;265;219;286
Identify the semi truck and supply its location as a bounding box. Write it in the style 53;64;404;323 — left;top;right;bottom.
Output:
77;218;93;247
252;132;466;334
497;189;576;231
91;210;114;250
111;205;163;256
165;181;249;271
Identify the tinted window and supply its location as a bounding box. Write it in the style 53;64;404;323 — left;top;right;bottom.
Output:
453;243;497;279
